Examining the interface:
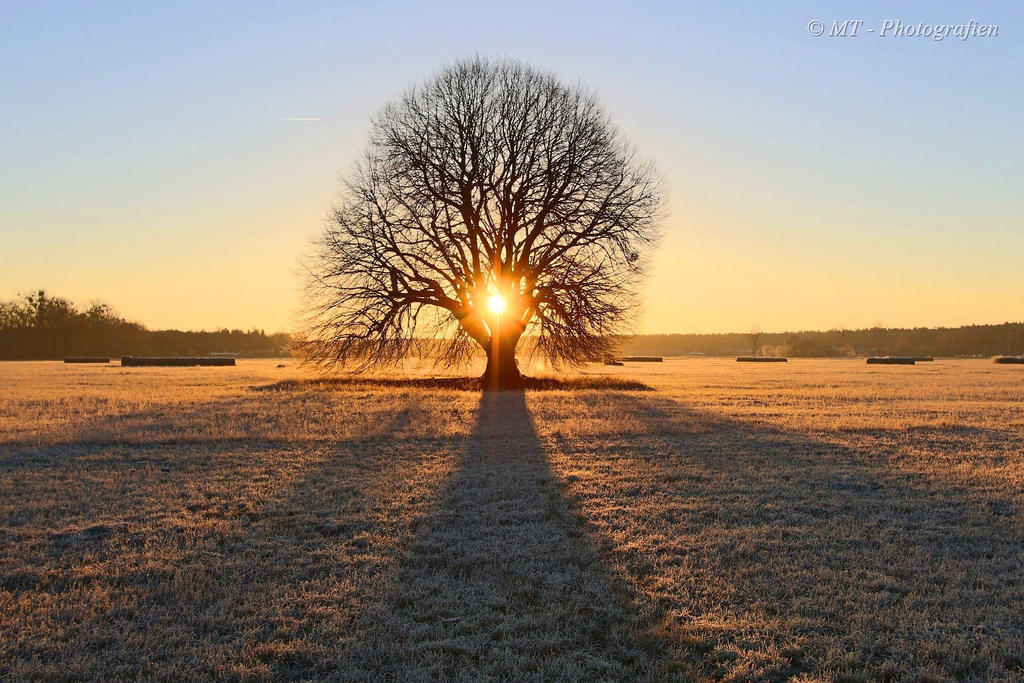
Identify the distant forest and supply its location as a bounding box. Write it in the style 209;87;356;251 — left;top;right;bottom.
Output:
1;290;1021;360
0;291;288;360
621;324;1024;358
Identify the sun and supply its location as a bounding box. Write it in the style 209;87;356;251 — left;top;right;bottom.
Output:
487;294;506;315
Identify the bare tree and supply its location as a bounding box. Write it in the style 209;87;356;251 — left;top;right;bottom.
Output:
301;57;663;388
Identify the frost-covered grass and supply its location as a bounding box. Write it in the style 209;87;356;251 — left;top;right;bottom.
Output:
1;358;1022;680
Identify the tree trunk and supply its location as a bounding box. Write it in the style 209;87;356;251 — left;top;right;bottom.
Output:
481;331;523;390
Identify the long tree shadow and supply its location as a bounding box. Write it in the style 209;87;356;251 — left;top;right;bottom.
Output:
339;390;668;679
0;392;469;680
541;392;1024;680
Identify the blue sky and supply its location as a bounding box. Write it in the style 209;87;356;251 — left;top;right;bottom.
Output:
2;1;1021;332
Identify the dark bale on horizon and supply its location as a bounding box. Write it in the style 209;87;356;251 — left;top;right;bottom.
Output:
121;357;235;367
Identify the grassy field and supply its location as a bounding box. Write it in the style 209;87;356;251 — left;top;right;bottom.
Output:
1;358;1022;681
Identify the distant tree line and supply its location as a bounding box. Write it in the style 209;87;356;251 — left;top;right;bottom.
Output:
3;290;1020;361
621;324;1024;358
0;291;289;360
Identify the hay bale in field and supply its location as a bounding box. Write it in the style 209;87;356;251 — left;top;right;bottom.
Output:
736;357;788;362
121;357;236;367
867;357;916;365
63;357;110;363
621;356;663;362
603;360;624;366
994;356;1024;364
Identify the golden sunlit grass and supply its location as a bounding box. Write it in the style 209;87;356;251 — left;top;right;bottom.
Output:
1;358;1022;679
255;374;653;393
